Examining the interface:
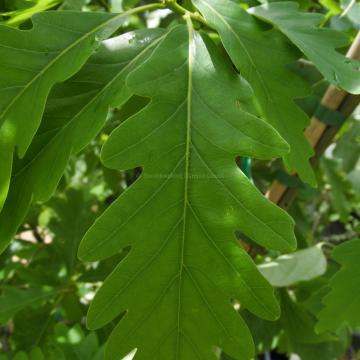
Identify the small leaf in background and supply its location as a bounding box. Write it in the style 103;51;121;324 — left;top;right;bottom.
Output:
0;286;56;324
241;290;346;360
316;239;360;332
334;119;360;172
12;305;53;350
275;290;341;360
241;310;282;354
49;188;99;274
321;158;352;222
279;290;334;344
258;245;327;287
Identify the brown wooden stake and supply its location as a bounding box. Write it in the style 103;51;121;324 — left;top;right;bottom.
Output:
266;32;360;209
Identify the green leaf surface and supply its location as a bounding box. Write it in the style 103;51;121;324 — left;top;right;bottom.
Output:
316;239;360;332
258;245;327;287
0;9;131;152
12;305;53;350
0;5;160;219
250;1;360;94
0;28;164;253
193;0;315;186
0;286;56;324
79;22;296;360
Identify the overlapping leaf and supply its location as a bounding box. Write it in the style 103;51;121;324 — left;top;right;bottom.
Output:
193;0;315;185
0;5;159;213
250;2;360;94
0;29;164;253
316;239;360;332
259;245;327;287
79;22;296;360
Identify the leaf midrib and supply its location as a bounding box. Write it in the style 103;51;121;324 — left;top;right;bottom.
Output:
175;16;194;359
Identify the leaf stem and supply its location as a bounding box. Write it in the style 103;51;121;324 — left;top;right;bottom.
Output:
163;0;208;26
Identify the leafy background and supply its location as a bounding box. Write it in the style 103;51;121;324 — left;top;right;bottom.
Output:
0;0;360;359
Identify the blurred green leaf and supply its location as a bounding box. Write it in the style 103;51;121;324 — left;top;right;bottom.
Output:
334;120;360;172
321;158;352;222
316;239;360;332
258;245;327;287
0;286;56;324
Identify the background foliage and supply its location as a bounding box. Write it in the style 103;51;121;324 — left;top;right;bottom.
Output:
0;0;360;359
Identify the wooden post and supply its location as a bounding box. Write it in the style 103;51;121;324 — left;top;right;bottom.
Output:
266;32;360;208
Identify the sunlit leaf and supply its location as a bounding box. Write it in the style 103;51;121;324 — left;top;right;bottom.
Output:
79;22;295;359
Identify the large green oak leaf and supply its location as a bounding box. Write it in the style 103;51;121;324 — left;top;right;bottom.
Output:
79;22;296;360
